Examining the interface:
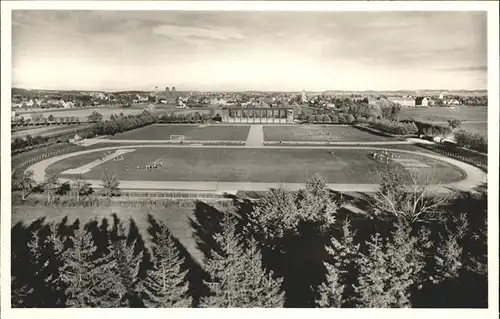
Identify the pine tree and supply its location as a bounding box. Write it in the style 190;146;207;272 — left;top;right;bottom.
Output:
100;224;143;307
316;219;359;307
141;223;192;307
296;174;338;229
59;225;106;307
247;187;300;245
11;273;32;307
200;215;285;307
355;220;425;308
237;238;285;307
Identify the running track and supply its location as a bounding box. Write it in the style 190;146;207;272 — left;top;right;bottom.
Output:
27;144;487;194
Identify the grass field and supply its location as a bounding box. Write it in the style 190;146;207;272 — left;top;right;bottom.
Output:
263;125;394;142
108;124;250;141
399;106;487;123
49;147;464;184
459;122;488;135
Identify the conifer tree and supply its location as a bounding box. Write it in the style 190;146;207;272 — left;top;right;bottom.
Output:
354;220;425;308
59;224;106;307
247;187;299;245
236;238;285;307
200;215;285;307
99;223;143;307
141;223;192;307
11;273;32;307
316;220;359;307
22;226;65;307
296;174;338;230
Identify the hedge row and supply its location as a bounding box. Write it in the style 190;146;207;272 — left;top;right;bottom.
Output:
409;120;452;137
369;118;418;135
12;193;226;208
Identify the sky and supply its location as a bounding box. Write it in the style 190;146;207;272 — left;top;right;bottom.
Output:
12;10;487;92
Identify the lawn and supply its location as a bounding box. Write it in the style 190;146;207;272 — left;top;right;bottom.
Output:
263;125;395;142
108;124;250;141
399;106;487;123
49;147;464;184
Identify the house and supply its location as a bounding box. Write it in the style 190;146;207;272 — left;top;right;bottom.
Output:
415;97;429;107
387;97;416;107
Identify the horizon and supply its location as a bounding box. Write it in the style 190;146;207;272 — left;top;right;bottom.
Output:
11;86;489;94
12;11;487;91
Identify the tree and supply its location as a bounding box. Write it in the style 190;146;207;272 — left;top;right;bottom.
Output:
200;215;285;307
101;170;120;197
44;169;60;203
317;219;360;308
73;174;93;201
12;169;36;200
88;111;103;122
59;224;104;307
247;187;300;245
141;223;192;307
94;224;143;307
447;119;461;130
371;166;449;224
354;220;426;308
296;174;338;229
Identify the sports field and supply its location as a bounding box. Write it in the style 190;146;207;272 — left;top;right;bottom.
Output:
49;147;464;184
108;124;250;141
399;106;487;123
263;125;394;142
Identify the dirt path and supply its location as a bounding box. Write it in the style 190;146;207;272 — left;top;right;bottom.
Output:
27;144;487;193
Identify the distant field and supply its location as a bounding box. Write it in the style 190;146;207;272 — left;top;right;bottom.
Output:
18;107;220;121
108;124;250;141
50;147;464;184
11;124;90;139
263;125;394;142
459;122;488;135
399;106;487;123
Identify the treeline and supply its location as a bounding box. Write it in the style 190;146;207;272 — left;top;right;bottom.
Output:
12;135;50;154
12;171;487;308
454;129;488;153
437;95;488;107
368;118;418;135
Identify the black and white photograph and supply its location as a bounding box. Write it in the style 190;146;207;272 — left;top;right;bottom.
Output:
1;1;499;318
